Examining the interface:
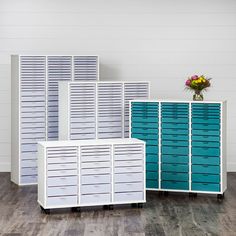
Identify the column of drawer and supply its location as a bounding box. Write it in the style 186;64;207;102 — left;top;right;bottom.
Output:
80;145;112;205
161;103;189;190
46;147;78;206
113;144;145;202
131;102;159;189
191;103;221;192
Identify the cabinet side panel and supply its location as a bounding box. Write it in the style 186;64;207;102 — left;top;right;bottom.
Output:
11;55;20;184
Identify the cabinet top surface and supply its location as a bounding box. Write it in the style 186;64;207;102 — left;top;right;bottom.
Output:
38;138;145;147
130;99;226;103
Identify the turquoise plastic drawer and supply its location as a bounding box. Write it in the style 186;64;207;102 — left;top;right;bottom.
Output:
132;122;158;129
162;129;189;135
192;164;220;174
146;163;158;171
162;140;188;147
192;156;220;165
162;110;189;116
132;127;158;135
162;134;189;141
146;154;158;163
192;117;220;124
191;135;220;142
162;172;189;182
161;163;189;173
192;141;220;148
131;110;158;116
161;180;189;190
192;173;220;183
131;133;158;140
161;117;189;124
146;171;158;180
131;117;158;123
191;183;220;192
146;140;158;146
162;123;188;129
192;111;220;117
132;102;158;107
192;129;220;136
192;103;220;109
192;123;220;130
161;103;189;108
146;146;158;154
161;155;189;164
162;146;189;155
192;147;220;157
146;180;159;189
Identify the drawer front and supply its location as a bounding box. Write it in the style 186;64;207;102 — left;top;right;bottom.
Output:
192;156;220;165
192;129;220;136
162;123;188;129
114;192;144;202
81;161;110;169
161;129;189;135
80;154;111;162
81;167;111;175
47;196;77;207
115;173;143;183
21;159;37;168
146;140;158;146
114;160;143;167
191;183;220;192
192;141;220;148
146;146;158;154
192;123;220;130
161;155;189;164
114;166;143;174
114;153;143;161
47;186;78;197
132;102;158;108
146;163;158;172
47;169;77;177
161;180;189;190
80;193;111;205
132;127;158;134
21;167;37;175
162;134;189;141
131;117;158;123
146;171;158;180
81;174;111;185
131;133;158;140
192;103;220;109
132;122;158;129
20;175;37;184
47;163;77;171
81;184;111;194
161;172;189;182
192;118;220;124
114;182;143;192
47;176;78;187
162;140;188;147
146;180;159;189
146;154;158;163
192;135;220;142
162;146;189;155
161;117;189;124
192;174;220;183
192;147;220;157
47;156;77;164
192;165;220;174
161;163;189;173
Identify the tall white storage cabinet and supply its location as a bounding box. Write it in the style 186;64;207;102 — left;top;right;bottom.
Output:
58;81;150;140
37;139;146;212
11;55;99;185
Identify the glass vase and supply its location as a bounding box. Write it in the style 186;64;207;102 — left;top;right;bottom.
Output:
193;91;203;101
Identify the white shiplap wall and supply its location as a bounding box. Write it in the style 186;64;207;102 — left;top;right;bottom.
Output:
0;0;236;171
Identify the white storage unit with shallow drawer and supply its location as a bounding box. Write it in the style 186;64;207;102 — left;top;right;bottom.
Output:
59;81;149;140
37;139;145;211
11;55;99;185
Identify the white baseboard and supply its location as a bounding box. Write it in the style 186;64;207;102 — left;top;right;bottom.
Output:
227;163;236;172
0;162;10;172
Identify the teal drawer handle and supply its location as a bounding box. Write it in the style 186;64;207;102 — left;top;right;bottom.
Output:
202;183;208;185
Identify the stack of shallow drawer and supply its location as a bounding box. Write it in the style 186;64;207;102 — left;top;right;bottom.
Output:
191;103;221;192
161;102;189;190
131;102;159;189
114;144;144;202
46;147;78;206
70;83;96;140
20;56;46;184
80;145;112;205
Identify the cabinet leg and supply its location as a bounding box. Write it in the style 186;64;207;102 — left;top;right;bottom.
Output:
40;206;50;214
103;205;110;210
164;191;169;197
138;203;143;208
71;207;80;212
158;191;163;196
189;193;197;198
217;193;225;200
108;205;114;210
131;203;138;208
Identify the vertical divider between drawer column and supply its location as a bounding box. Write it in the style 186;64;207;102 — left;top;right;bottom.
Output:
68;84;71;140
77;145;80;206
189;102;192;192
158;102;161;190
122;83;125;138
143;142;146;201
45;56;48;141
72;56;74;81
111;144;114;203
220;102;223;193
95;83;98;139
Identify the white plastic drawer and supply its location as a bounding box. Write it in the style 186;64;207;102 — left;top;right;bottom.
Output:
21;132;45;139
114;160;143;167
98;121;122;127
81;161;110;169
47;186;77;197
114;153;143;161
81;184;111;194
81;167;110;175
21;159;37;168
80;193;111;205
46;196;77;207
115;173;144;183
21;91;45;97
21;106;45;113
98;133;122;139
114;192;144;202
98;127;122;133
21;117;45;123
20;175;37;184
21;101;45;107
71;117;95;123
98;116;121;122
70;122;95;129
21;152;37;160
47;163;77;171
70;133;95;140
81;154;111;162
21;122;45;129
114;166;143;174
47;156;77;164
21;111;45;118
71;127;95;134
21;127;45;133
81;174;111;185
21;144;37;152
21;167;37;175
47;176;78;187
114;182;143;193
47;169;77;177
21;95;45;102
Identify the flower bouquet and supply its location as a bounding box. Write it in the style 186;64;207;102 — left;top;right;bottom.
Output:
185;75;211;101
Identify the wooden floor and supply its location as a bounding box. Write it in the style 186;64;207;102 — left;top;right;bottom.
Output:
0;173;236;236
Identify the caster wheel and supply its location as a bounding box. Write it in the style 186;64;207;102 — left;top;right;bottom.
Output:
131;203;137;208
40;206;50;214
138;203;143;208
103;205;109;210
189;193;197;198
71;207;80;212
217;193;224;200
158;191;163;196
164;191;169;197
108;205;114;210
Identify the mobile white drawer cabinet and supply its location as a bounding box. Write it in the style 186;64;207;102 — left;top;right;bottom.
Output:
130;100;227;199
59;81;149;140
37;138;146;213
11;55;99;185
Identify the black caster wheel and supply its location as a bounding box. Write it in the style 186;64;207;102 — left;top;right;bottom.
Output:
189;193;197;198
40;206;50;214
71;207;80;212
131;203;138;208
217;193;224;200
108;205;114;210
138;203;143;208
158;191;163;196
164;191;169;197
103;205;109;210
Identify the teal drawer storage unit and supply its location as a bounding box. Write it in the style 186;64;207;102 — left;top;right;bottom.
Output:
130;100;227;198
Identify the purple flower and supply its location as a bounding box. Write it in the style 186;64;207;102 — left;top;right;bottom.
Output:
191;75;198;80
